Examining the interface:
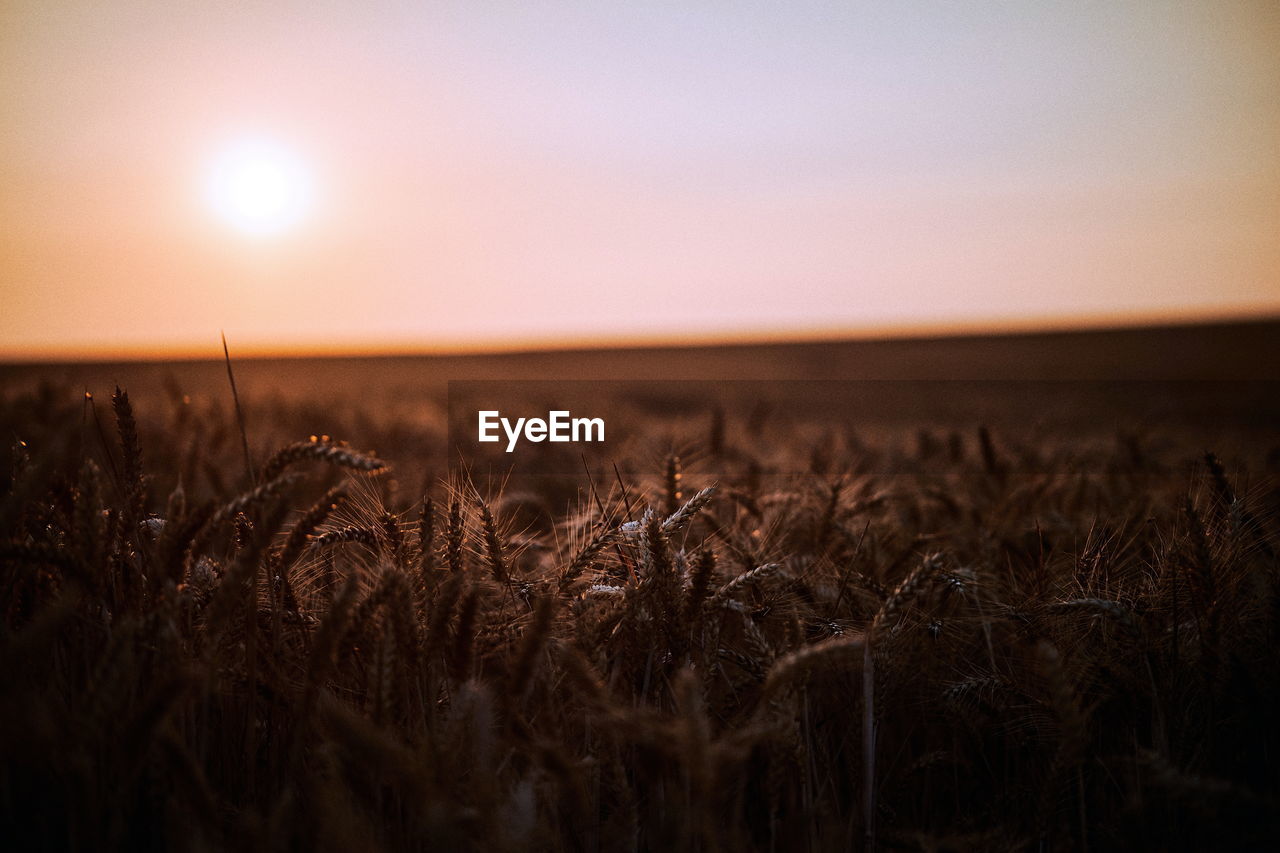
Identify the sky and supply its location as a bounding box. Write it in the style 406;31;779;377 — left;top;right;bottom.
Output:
1;1;1277;358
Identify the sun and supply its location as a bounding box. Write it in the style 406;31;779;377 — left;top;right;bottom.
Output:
205;136;314;237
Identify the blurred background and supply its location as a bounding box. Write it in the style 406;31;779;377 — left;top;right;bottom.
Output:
1;1;1277;360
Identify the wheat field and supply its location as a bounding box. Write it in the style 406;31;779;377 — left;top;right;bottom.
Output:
2;334;1278;852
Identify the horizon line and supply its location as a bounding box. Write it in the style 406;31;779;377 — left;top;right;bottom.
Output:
3;307;1278;364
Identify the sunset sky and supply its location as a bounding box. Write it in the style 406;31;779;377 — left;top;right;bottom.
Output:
2;1;1278;359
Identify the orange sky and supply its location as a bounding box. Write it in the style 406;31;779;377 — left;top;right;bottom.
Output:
2;1;1278;359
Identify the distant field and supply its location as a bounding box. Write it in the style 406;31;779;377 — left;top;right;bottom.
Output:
2;321;1278;851
4;318;1279;396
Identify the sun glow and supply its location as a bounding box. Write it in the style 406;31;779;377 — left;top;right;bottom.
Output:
205;137;314;237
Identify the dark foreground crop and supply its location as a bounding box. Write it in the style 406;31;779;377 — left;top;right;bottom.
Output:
2;381;1278;852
